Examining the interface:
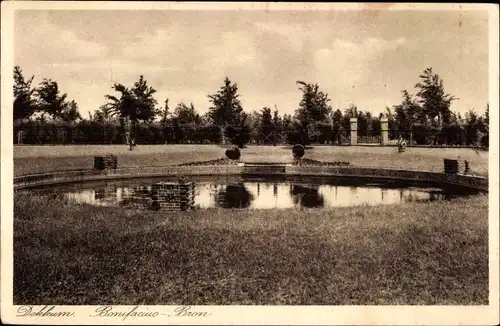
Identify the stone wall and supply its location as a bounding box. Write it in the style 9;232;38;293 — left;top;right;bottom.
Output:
14;165;488;192
14;166;244;190
120;182;195;211
285;166;488;191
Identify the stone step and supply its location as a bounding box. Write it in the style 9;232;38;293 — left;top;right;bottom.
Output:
243;163;287;174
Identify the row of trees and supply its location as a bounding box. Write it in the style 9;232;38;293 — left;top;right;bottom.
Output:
13;65;489;147
14;66;81;122
386;68;489;146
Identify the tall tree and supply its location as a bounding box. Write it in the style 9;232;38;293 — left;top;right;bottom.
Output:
226;111;251;148
294;81;332;144
393;90;422;144
104;83;135;144
132;75;158;123
60;100;81;122
247;110;261;143
207;77;244;144
258;107;273;143
295;81;332;124
282;113;293;143
161;99;171;127
331;109;343;129
272;107;282;144
171;102;201;143
342;104;358;130
344;104;358;118
104;75;158;145
93;104;114;123
464;109;481;145
415;67;457;127
35;79;68;120
13;66;37;121
174;102;199;125
331;109;344;143
403;90;421;126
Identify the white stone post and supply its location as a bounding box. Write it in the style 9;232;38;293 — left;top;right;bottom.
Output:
350;118;357;146
380;117;389;145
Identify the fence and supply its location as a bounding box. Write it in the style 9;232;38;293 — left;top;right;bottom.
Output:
357;135;381;144
14;120;488;148
387;128;485;147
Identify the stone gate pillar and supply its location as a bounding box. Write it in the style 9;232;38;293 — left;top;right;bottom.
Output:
380;117;389;145
350;118;357;146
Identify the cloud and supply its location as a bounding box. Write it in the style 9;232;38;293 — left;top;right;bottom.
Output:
122;29;173;60
202;31;259;69
253;21;310;52
119;27;260;82
314;37;409;85
15;12;108;64
45;61;183;73
14;10;488;117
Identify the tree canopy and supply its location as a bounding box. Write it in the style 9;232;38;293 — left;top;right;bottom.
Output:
13;66;37;121
415;67;457;127
208;77;244;127
13;66;489;148
104;75;158;123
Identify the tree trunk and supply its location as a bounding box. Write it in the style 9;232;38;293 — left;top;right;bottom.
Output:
131;119;137;149
17;130;23;145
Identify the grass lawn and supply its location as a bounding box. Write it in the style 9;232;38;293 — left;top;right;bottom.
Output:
14;144;488;176
14;192;488;305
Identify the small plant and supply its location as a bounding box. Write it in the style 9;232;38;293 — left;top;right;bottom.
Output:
292;144;305;160
225;146;241;161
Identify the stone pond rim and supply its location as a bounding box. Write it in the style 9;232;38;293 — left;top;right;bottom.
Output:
14;163;488;192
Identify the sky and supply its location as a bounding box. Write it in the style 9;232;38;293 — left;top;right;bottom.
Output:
14;8;490;119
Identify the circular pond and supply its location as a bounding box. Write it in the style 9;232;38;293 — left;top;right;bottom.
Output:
24;175;482;210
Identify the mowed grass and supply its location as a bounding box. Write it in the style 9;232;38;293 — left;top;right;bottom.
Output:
14;192;488;305
14;144;488;176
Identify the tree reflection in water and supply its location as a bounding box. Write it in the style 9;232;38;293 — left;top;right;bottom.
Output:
216;183;254;209
290;184;325;208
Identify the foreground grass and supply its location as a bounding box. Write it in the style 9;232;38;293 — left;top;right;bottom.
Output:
14;192;488;305
14;144;488;176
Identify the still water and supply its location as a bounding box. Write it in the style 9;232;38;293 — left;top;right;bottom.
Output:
36;176;476;210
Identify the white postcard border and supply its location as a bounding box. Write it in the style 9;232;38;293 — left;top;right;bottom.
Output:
1;2;498;325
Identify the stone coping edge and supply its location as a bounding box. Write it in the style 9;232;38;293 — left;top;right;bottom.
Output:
13;165;488;192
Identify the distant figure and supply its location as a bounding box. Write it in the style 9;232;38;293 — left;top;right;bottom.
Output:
398;136;406;153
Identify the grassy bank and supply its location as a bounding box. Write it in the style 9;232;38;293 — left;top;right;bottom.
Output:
14;192;488;305
14;144;488;176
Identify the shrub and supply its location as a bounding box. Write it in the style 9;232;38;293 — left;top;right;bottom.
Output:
225;147;241;160
292;144;305;159
226;125;251;148
480;133;489;149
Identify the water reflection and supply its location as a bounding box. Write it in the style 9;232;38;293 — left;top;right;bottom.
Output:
55;179;476;211
216;183;254;209
290;185;324;208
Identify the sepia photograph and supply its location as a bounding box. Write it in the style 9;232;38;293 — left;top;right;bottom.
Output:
1;1;499;325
